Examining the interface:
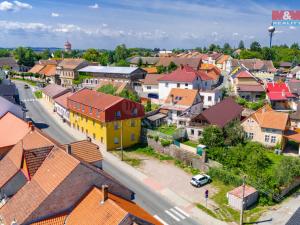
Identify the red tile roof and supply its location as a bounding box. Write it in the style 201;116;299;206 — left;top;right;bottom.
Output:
266;82;295;101
158;65;205;83
236;70;253;78
143;74;165;85
54;91;73;109
238;84;265;92
228;185;257;198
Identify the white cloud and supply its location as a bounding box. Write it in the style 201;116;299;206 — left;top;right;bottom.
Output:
289;26;296;30
275;30;283;34
51;12;60;17
0;0;31;11
89;3;99;9
232;32;239;36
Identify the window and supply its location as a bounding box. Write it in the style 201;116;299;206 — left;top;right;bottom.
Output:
177;83;180;88
191;129;194;135
248;133;254;139
132;108;138;116
101;137;104;143
77;103;80;109
185;83;188;87
177;111;181;116
114;122;119;130
96;109;100;117
265;135;270;143
89;107;92;114
165;83;169;87
271;136;276;143
116;111;121;118
131;133;135;141
147;86;151;90
81;105;84;112
198;130;202;136
114;137;119;144
208;96;212;101
131;120;136;127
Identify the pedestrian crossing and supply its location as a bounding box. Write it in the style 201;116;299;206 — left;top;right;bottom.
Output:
154;206;190;224
21;98;37;102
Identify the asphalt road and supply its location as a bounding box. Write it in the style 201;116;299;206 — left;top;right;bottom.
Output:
15;81;201;225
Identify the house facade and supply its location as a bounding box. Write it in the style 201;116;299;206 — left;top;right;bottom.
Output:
68;88;145;150
54;92;73;124
41;84;70;105
199;89;222;109
158;65;212;100
141;74;165;99
241;105;289;147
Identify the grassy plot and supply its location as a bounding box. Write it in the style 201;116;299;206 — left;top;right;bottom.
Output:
34;90;42;99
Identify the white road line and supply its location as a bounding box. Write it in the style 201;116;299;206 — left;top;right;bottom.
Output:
170;208;186;219
165;210;180;222
174;206;190;218
153;215;169;225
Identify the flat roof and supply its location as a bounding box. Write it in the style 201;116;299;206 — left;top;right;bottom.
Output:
147;113;167;121
79;66;140;74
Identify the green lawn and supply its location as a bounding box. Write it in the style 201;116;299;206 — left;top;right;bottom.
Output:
11;78;37;86
182;140;199;148
154;125;176;135
34;90;42;99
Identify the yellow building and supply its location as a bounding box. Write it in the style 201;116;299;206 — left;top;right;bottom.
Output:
68;88;144;150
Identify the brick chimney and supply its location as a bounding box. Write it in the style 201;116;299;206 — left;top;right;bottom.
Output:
100;185;109;204
28;121;34;131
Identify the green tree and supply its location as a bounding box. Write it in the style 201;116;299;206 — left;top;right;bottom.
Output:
40;49;51;60
119;89;140;102
137;57;143;67
250;41;262;52
209;44;217;52
0;49;11;57
200;125;224;148
240;50;262;59
262;47;276;60
114;44;129;62
157;65;167;74
145;100;152;112
223;43;232;54
97;84;117;95
223;121;245;146
115;59;130;67
167;61;177;72
238;40;245;50
290;43;300;50
83;48;100;62
13;47;37;67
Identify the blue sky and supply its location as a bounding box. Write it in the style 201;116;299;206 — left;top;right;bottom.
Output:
0;0;299;49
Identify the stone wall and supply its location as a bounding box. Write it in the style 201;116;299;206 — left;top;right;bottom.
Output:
147;137;209;172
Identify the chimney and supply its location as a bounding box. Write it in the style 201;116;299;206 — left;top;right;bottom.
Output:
180;64;184;69
28;121;34;131
67;144;72;154
100;185;109;204
170;94;174;105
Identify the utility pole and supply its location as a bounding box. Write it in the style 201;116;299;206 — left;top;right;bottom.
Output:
240;176;246;225
121;120;123;161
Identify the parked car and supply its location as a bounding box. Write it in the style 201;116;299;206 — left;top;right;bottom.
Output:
190;174;211;187
24;84;29;89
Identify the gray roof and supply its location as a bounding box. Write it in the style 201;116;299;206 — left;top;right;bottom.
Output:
0;57;18;68
42;84;69;98
291;66;300;74
127;57;160;65
79;66;142;74
0;96;23;119
286;207;300;225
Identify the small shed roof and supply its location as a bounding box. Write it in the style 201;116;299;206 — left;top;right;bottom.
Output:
228;185;257;199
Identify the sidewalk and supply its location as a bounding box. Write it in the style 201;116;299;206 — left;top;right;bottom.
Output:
38;98;228;225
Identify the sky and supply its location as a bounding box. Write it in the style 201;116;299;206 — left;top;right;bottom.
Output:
0;0;299;49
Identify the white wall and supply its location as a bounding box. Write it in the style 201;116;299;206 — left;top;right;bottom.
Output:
54;103;70;122
158;82;193;100
199;91;221;108
142;84;159;95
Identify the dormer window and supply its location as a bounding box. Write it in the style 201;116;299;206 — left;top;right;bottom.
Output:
115;111;121;118
132;108;138;116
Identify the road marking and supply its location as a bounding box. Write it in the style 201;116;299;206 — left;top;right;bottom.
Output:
174;206;190;218
165;210;180;222
21;99;36;102
153;215;169;225
170;208;186;219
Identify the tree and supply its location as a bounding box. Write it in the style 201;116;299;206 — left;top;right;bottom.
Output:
223;43;232;54
97;84;117;95
262;47;276;60
209;44;217;52
290;43;300;50
145;100;152;112
167;61;177;72
83;48;100;62
157;65;167;74
115;59;130;67
292;56;299;67
200;125;224;148
240;50;262;59
40;49;51;60
137;57;143;67
250;41;261;52
114;44;129;63
223;121;245;146
0;49;11;57
13;47;37;67
119;89;140;102
238;40;245;50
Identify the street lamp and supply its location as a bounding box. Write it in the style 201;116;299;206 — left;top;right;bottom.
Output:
268;25;275;48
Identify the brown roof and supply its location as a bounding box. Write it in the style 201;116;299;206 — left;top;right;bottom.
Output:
250;105;288;130
194;97;243;128
157;57;201;70
237;84;265;92
164;88;198;107
39;64;57;77
29;64;45;74
54;91;73;109
67;186;162;225
143;74;165;85
42;84;69;99
31;215;67;225
228;185;257;198
0;112;30;149
62;140;103;163
58;58;87;70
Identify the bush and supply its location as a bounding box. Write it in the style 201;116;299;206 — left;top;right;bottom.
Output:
34;90;42;99
160;139;172;147
208;167;243;186
147;134;153;139
154;136;159;142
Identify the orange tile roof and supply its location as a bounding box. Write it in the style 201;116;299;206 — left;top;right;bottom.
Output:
39;64;57;77
31;215;67;225
165;88;198;107
0;112;30;149
144;67;158;74
250;105;288;130
228;185;257;199
216;55;230;64
54;91;73;109
62;140;103;163
29;64;45;74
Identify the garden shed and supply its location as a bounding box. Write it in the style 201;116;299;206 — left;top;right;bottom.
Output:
227;185;258;210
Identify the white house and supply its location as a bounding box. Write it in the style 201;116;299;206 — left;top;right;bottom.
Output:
199;89;222;108
158;65;213;100
161;88;203;126
54;92;72;124
141;74;165;99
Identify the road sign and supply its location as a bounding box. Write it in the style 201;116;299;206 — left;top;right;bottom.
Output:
205;190;209;199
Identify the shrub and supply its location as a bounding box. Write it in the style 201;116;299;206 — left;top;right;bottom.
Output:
154;136;159;142
147;134;153;139
34;90;42;99
208;167;243;186
160;139;172;147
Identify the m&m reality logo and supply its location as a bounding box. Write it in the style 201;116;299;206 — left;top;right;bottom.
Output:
272;10;300;26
